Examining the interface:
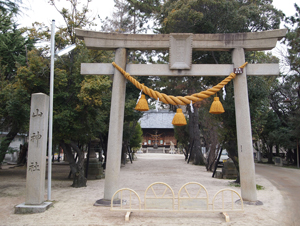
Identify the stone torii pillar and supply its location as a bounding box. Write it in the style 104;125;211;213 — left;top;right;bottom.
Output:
101;48;127;204
75;28;286;203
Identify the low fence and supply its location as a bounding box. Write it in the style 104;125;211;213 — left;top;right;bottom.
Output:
110;182;244;222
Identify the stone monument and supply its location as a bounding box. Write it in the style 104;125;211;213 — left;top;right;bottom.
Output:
15;93;52;214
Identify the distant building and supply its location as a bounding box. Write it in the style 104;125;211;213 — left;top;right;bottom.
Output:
139;110;177;148
0;132;27;162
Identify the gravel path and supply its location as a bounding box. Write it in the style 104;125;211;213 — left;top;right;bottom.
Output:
256;163;300;226
0;153;286;225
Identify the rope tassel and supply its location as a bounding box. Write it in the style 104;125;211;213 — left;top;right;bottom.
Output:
135;94;149;111
172;108;187;126
209;97;225;114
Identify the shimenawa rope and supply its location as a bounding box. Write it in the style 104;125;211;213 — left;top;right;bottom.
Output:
112;62;248;106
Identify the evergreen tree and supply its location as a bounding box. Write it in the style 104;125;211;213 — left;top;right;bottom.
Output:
133;0;284;169
0;0;34;164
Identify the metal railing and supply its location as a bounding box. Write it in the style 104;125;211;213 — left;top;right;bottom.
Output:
111;182;244;222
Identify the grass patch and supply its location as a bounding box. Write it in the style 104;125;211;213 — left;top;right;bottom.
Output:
229;182;240;187
229;182;265;190
256;184;264;190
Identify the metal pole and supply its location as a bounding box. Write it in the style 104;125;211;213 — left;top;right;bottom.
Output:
48;20;55;201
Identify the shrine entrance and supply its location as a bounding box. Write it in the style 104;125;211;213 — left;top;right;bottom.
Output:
75;29;286;203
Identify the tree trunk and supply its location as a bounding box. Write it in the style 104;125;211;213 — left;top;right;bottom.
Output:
276;144;279;156
189;107;205;165
182;144;188;161
121;142;127;165
61;141;87;188
0;126;19;164
17;143;28;165
206;143;217;171
99;132;108;168
267;144;273;163
293;148;297;165
226;140;240;183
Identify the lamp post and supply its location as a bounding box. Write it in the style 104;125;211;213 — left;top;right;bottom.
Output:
48;20;55;201
48;20;76;201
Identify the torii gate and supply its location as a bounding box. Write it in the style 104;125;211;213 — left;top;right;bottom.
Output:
75;28;286;204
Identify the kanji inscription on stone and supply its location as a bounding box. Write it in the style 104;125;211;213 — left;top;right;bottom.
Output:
30;131;42;147
28;162;40;172
32;109;43;117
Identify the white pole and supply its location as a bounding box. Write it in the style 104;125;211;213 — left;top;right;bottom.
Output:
48;20;55;201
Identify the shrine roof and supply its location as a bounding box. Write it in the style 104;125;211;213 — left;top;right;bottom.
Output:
139;110;176;129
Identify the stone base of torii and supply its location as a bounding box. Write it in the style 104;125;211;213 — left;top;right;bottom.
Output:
75;28;286;204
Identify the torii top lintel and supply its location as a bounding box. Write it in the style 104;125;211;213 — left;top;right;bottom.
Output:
75;28;286;52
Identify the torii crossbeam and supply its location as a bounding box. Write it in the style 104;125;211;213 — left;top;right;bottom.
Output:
75;28;286;204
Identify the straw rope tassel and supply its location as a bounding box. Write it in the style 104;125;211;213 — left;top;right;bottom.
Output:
112;62;248;106
135;94;149;111
209;96;225;114
172;108;187;126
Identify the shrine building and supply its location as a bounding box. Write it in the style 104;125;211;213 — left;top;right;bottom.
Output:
139;110;177;149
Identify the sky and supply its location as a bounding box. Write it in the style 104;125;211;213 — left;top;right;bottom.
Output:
19;0;297;29
19;0;115;28
18;0;297;65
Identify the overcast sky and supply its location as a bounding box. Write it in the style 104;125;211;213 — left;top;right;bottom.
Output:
19;0;114;28
19;0;297;29
18;0;297;65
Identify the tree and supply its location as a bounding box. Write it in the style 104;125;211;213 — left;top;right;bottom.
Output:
121;0;282;175
284;3;300;144
100;0;133;33
129;122;143;149
0;0;35;164
157;0;283;34
100;0;158;34
174;122;189;160
49;0;146;185
198;99;222;171
48;0;115;187
258;4;300;165
9;0;114;186
126;0;160;33
0;0;20;14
